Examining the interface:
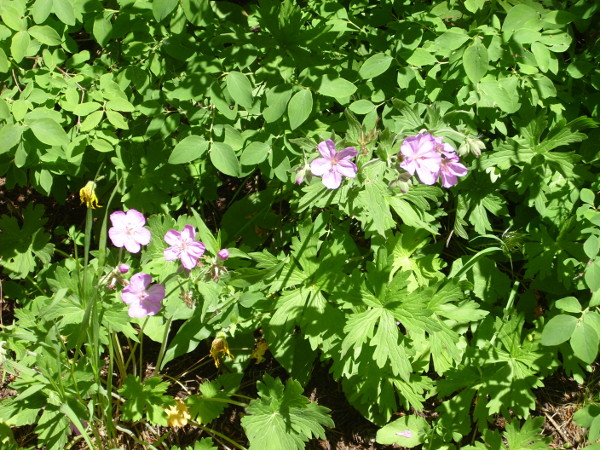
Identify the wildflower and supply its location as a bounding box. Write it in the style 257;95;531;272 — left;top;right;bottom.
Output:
399;133;441;185
118;264;130;274
120;273;165;318
310;139;358;189
79;181;102;209
294;163;312;185
108;209;151;253
217;248;230;260
165;399;191;428
251;339;269;364
396;430;412;438
437;152;468;188
210;336;234;368
164;225;206;270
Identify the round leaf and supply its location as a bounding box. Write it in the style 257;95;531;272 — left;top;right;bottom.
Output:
28;25;62;46
376;415;429;447
0;123;23;154
570;322;599;364
584;235;600;259
359;53;393;79
541;314;578;346
240;141;270;165
168;135;209;164
287;89;312;130
226;71;254;109
29;118;69;147
10;30;30;64
349;99;376;115
555;297;582;314
210;142;241;177
585;260;600;292
463;40;489;84
318;77;357;99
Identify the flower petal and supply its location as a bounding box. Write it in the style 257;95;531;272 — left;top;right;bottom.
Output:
336;147;358;160
416;166;438;185
128;303;149;318
146;283;165;303
133;227;151;246
124;239;142;253
126;209;146;227
139;299;161;316
130;273;152;290
317;139;336;159
181;225;196;241
310;158;332;176
108;228;127;248
109;211;127;227
336;160;357;178
164;246;180;261
164;230;182;246
180;252;198;270
321;170;342;189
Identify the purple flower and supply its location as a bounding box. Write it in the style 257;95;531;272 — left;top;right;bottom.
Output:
438;153;468;188
164;225;206;270
118;264;130;274
108;210;151;253
121;273;165;318
399;133;441;185
217;249;230;260
310;139;358;189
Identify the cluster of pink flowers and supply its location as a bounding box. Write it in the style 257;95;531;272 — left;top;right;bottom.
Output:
108;209;229;318
308;134;467;190
399;133;468;188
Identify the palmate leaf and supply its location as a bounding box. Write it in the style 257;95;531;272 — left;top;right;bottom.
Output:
241;375;333;450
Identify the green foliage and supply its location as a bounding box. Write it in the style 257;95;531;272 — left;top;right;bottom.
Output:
241;375;334;450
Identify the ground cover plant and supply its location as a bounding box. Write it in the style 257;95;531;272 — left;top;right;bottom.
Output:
0;0;599;448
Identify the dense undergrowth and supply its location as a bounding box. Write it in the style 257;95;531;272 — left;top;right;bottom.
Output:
1;0;600;448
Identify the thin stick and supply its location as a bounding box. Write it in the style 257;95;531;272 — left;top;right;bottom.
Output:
542;408;571;445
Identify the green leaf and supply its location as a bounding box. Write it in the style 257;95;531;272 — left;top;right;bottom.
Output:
541;314;577;346
317;77;357;99
153;0;178;21
169;135;209;164
28;25;62;46
52;0;75;26
31;0;53;24
226;71;254;109
106;110;128;129
187;381;229;424
502;4;540;36
584;235;600;259
210;142;241;177
10;31;30;63
586;260;600;292
241;375;334;450
531;42;550;72
29;118;69;146
349;99;376;115
406;48;437;66
478;78;521;113
570;322;599;364
79;110;103;132
72;102;102;116
581;188;596;205
92;12;112;46
90;138;113;153
106;97;135;112
462;40;488;84
263;86;293;123
359;53;394;79
376;415;429;447
287;89;312;130
0;48;8;73
241;141;270;165
1;4;27;31
555;297;582;313
0;124;23;154
118;376;171;425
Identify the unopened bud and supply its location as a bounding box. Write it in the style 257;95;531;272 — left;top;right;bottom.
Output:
217;249;229;260
118;264;130;274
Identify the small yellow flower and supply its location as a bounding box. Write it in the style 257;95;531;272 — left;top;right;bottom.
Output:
79;181;102;209
210;336;235;368
251;339;269;364
165;398;191;428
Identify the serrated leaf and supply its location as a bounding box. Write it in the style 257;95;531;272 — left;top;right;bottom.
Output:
210;142;241;177
169;135;209;164
241;375;333;450
29;118;69;146
359;53;393;79
463;40;488;84
226;71;254;109
287;90;312;130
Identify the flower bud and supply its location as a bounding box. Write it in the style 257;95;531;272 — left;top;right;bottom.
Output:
118;264;130;274
217;249;230;260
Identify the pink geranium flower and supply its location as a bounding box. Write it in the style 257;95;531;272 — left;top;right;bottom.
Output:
399;133;442;185
164;225;206;270
108;209;151;253
310;139;358;189
438;153;468;188
121;273;165;318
